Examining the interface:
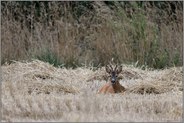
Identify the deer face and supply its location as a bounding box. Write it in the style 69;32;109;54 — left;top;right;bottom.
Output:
106;65;122;84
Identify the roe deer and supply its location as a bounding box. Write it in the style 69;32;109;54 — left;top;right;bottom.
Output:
98;64;126;94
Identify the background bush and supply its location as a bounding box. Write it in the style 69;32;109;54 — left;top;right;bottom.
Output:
1;1;183;69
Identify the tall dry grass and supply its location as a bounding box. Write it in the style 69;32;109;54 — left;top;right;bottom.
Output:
2;60;183;122
1;1;183;68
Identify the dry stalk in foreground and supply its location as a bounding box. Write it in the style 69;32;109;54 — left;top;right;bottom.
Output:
2;60;183;122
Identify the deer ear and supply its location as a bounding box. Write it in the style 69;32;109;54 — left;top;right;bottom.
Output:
105;65;111;74
116;65;122;74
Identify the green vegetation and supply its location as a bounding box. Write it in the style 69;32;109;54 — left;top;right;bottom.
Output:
35;49;63;68
35;49;81;68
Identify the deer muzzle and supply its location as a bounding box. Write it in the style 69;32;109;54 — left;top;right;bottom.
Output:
111;77;116;84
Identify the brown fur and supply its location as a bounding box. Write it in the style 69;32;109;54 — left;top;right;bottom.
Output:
98;81;126;94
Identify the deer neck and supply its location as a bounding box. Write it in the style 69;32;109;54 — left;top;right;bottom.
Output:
111;81;120;88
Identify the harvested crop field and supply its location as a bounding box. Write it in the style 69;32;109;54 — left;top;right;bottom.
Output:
1;60;183;122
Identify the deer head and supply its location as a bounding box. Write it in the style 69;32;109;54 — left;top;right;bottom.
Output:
105;64;122;84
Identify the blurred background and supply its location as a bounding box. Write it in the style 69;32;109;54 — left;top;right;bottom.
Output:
1;1;183;69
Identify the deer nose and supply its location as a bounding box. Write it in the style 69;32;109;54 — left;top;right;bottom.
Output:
111;78;116;84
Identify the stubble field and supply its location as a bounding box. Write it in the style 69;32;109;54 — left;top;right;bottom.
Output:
1;60;183;122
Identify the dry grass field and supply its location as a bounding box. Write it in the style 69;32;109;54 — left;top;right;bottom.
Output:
1;2;183;69
1;60;183;122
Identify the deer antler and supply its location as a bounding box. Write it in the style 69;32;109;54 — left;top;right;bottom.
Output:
109;64;113;70
114;64;118;71
108;60;113;70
